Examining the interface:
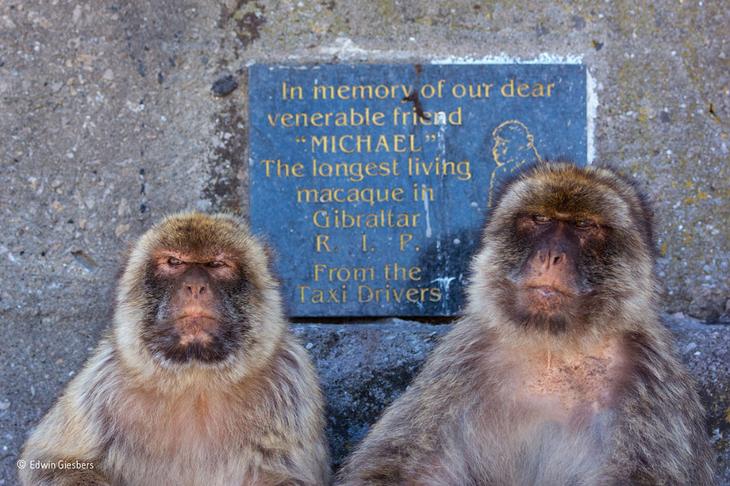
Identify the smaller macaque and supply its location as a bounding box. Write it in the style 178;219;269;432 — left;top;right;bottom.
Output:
21;212;330;486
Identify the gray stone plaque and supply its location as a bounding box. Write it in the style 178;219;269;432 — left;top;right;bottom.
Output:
249;64;587;317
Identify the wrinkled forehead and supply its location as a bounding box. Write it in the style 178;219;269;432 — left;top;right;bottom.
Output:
124;215;260;270
497;170;633;226
150;217;243;258
119;214;271;297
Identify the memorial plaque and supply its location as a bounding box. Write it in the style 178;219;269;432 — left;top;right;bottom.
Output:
249;64;587;317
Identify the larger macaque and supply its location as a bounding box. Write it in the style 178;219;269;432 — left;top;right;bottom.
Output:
21;213;330;486
338;163;714;485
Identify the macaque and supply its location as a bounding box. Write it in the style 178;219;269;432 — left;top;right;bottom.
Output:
21;212;330;486
338;163;714;485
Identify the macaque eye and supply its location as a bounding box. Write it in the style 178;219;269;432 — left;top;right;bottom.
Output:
206;261;226;268
575;219;596;229
532;215;551;224
167;257;183;266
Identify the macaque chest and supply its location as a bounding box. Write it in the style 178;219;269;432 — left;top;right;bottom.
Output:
513;342;623;428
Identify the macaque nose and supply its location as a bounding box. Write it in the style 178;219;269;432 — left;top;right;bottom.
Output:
537;249;566;269
185;281;207;298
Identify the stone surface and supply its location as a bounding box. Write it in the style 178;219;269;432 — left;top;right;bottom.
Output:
249;63;587;317
292;320;449;461
211;73;239;97
663;315;730;485
0;0;728;483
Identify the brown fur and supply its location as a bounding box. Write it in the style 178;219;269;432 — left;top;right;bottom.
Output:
21;212;330;486
338;163;714;485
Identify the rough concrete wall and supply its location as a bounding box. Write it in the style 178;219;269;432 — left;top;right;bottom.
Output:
0;0;728;484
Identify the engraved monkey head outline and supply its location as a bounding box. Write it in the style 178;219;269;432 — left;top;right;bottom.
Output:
487;120;544;208
491;120;542;168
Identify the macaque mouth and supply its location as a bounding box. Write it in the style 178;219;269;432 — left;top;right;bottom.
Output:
518;282;580;318
173;304;219;322
175;312;218;321
525;284;576;299
172;309;220;346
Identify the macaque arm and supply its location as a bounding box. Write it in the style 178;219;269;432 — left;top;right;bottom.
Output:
337;394;436;485
250;464;325;486
20;350;114;485
251;433;330;486
611;331;715;485
20;398;111;485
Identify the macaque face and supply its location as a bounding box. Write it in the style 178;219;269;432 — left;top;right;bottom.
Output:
486;166;649;334
509;211;608;330
142;249;251;363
